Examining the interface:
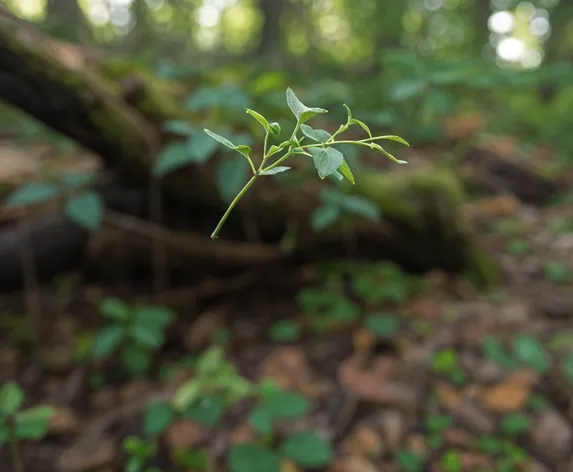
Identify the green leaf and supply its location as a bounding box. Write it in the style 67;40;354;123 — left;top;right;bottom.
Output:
181;395;225;427
369;143;408;164
440;449;462;472
4;182;59;209
337;161;355;185
122;344;152;377
204;129;237;149
65;191;104;231
216;158;249;203
343;103;353;122
144;401;174;436
512;335;549;374
197;346;225;375
246;109;271;134
131;324;164;350
163;120;196;136
123;435;149;455
92;324;125;359
364;313;399;337
235;145;252;159
14;406;53;440
389;79;426;102
286;87;327;123
188;132;218;163
312;205;340;231
261;388;310;419
173;380;201;411
309;147;344;179
0;381;24;414
396;450;423;472
482;336;520;371
60;171;95;189
280;431;333;467
154;142;193;177
229;443;280;472
100;297;130;321
269;122;281;136
133;306;176;329
432;348;459;374
544;261;570;284
425;414;453;432
268;320;301;342
300;124;332;143
339;195;380;220
248;406;274;436
349;118;372;138
500;413;531;435
378;135;410;146
260;166;290;176
477;435;503;454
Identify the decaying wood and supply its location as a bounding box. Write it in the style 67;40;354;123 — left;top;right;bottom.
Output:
0;12;500;287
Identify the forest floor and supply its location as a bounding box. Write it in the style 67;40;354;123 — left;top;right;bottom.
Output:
0;135;573;472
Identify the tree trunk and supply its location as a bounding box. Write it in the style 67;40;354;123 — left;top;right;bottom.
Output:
0;11;499;288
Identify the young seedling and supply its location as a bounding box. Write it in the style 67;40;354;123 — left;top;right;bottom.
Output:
205;87;408;240
0;382;54;472
91;298;176;377
122;435;163;472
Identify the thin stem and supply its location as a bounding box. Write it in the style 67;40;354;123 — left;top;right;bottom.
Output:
245;155;257;175
262;133;269;166
261;151;294;172
211;175;259;241
10;437;23;472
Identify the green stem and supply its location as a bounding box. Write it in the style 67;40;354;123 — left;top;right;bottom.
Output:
261;151;294;172
211;175;259;241
9;437;23;472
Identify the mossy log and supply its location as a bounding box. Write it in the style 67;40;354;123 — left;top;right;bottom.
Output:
0;12;499;288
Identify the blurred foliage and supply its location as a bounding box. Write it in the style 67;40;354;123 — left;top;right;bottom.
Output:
2;0;573;161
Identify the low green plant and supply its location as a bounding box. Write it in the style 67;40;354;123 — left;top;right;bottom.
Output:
122;435;162;472
297;285;360;332
351;262;412;305
396;450;424;472
431;348;467;385
200;87;408;240
0;382;54;472
91;297;176;377
268;320;302;342
544;260;570;284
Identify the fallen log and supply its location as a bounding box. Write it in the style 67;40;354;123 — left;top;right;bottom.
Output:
0;12;499;288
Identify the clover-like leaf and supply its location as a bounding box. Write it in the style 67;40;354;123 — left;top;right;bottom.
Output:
300;124;331;143
309;147;344;179
286;87;327;123
260;166;291;176
246;109;271;134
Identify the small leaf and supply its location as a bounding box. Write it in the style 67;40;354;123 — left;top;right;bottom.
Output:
133;306;176;329
337;161;355;184
349;118;372;138
309;147;344;179
512;335;549;374
92;324;125;359
154;142;193;177
260;166;290;176
163;120;196;136
312;205;340;231
268;320;301;342
500;413;531;435
286;87;327;123
65;191;104;231
204;129;236;149
269;122;281;136
432;348;459;374
0;381;24;414
261;388;310;419
280;431;333;467
216;158;249;203
181;395;225;427
396;450;423;472
144;401;174;436
100;297;130;321
131;324;164;349
440;449;462;472
369;143;408;164
235;145;252;158
339;195;380;220
188;132;218;163
389;79;426;102
122;344;152;377
378;135;410;146
364;313;399;337
343;104;353;121
248;406;274;436
4;182;59;209
14;406;53;440
229;443;281;472
300;124;331;143
246;109;271;133
173;380;201;411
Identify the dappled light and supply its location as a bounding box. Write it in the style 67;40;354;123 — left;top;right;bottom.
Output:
0;0;573;471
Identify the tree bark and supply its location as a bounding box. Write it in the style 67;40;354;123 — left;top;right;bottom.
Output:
0;12;499;288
